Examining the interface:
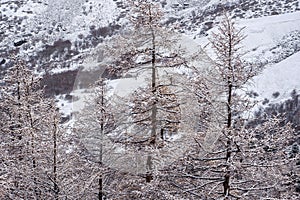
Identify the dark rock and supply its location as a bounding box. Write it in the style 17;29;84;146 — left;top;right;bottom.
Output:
262;98;269;105
0;59;5;65
14;40;27;47
65;94;73;101
61;115;71;124
41;70;78;97
296;183;300;193
272;91;280;98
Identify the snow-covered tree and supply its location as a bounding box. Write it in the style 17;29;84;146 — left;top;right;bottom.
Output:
0;59;63;199
73;77;120;199
0;59;86;199
166;14;298;199
103;0;185;184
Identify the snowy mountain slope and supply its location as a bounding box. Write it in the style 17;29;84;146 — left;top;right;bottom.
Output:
247;51;300;105
235;12;300;109
1;0;300;122
241;11;300;57
1;0;298;69
0;0;121;78
191;11;300;123
0;0;119;45
165;0;300;36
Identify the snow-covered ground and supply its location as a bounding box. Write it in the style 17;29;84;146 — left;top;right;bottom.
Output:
62;11;300;118
240;11;300;58
50;1;300;175
238;12;300;107
248;51;300;105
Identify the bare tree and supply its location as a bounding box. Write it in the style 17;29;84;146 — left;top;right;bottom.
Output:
0;59;86;199
103;0;185;184
0;59;62;199
73;77;120;199
165;14;298;199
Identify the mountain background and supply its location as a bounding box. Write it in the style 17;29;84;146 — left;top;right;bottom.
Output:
0;0;299;132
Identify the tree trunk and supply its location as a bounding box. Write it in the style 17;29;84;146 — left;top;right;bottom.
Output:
99;83;104;199
98;175;103;200
53;117;59;200
147;5;157;183
28;108;39;198
223;28;233;197
150;22;157;145
146;155;153;183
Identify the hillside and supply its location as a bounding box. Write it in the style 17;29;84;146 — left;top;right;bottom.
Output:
1;0;300;199
1;0;299;128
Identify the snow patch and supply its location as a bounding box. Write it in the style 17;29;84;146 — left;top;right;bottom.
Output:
247;51;300;105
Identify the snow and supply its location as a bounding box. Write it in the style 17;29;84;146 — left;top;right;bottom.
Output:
108;78;144;97
71;88;98;112
0;0;120;52
29;0;119;42
56;94;73;117
239;11;300;56
229;12;300;106
108;67;150;97
56;88;93;117
196;11;300;61
71;11;300;118
247;51;300;105
50;64;79;74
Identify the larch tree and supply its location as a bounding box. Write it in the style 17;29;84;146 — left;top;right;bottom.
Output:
0;59;69;199
0;59;47;198
73;77;118;199
48;102;60;200
167;14;298;199
103;0;185;184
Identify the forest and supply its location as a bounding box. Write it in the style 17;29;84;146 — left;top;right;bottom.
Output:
0;0;299;199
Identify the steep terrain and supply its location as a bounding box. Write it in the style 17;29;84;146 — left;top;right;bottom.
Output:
1;1;299;198
1;0;300;125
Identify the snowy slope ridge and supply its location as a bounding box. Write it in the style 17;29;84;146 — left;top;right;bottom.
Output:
248;51;300;105
169;0;300;36
68;11;300;119
1;0;300;122
241;11;300;55
235;12;300;107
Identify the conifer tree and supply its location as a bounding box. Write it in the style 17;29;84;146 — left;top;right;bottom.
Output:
73;77;118;199
167;14;297;199
0;59;69;199
104;0;185;183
